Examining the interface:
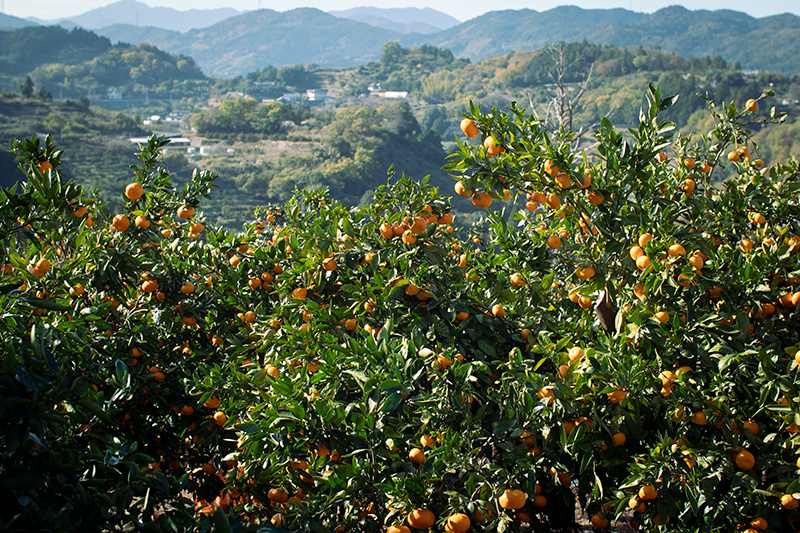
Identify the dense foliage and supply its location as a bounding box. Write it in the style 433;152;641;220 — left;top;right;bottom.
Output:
0;26;112;77
191;98;310;140
3;82;800;533
28;42;210;101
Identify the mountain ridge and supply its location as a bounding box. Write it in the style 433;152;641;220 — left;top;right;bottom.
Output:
28;0;240;33
329;7;461;34
5;5;797;77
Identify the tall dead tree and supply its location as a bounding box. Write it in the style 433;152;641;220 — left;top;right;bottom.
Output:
529;42;616;148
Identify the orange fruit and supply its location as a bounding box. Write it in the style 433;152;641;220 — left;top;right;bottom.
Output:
180;283;195;295
546;193;561;209
653;514;670;526
742;420;759;435
613;431;626;447
532;494;547;507
654;311;669;323
445;513;471;533
554;173;571;189
135;215;150;228
633;284;646;299
141;279;159;293
568;346;584;362
401;230;417;244
547;235;562;249
125;182;144;201
268;488;289;503
454;181;470;197
113;214;130;232
782;494;799;509
387;526;411;533
472;192;493;208
739;238;754;253
35;258;51;273
682;178;696;194
204;396;220;409
590;514;609;529
213;411;227;426
483;136;505;157
491;304;505;318
407;509;435;529
408;447;425;464
180;405;194;416
745;98;758;112
322;257;337;271
638;485;658;501
544;159;560;176
37;160;53;173
692;411;707;425
635;255;651;271
498;489;527;509
667;244;686;257
380;222;394;239
177;205;195;219
410;216;427;233
460;118;479;137
608;390;626;403
735;449;755;470
576;266;595;279
749;517;767;531
292;287;307;300
629;246;645;261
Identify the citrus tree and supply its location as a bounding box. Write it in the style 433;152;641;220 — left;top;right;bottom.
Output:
1;83;800;533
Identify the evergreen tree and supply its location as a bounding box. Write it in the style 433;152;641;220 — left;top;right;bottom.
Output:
18;76;34;98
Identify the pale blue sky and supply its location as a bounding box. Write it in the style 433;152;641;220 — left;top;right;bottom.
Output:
4;0;798;22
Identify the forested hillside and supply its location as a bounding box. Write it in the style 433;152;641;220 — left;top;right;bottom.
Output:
29;41;210;100
0;26;111;77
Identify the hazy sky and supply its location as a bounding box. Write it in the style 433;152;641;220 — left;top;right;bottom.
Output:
4;0;799;22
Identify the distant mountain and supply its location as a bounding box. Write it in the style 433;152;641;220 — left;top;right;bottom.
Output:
30;0;240;33
580;6;800;75
405;5;800;74
400;6;647;59
329;7;460;34
97;8;401;77
0;12;37;29
91;5;800;77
